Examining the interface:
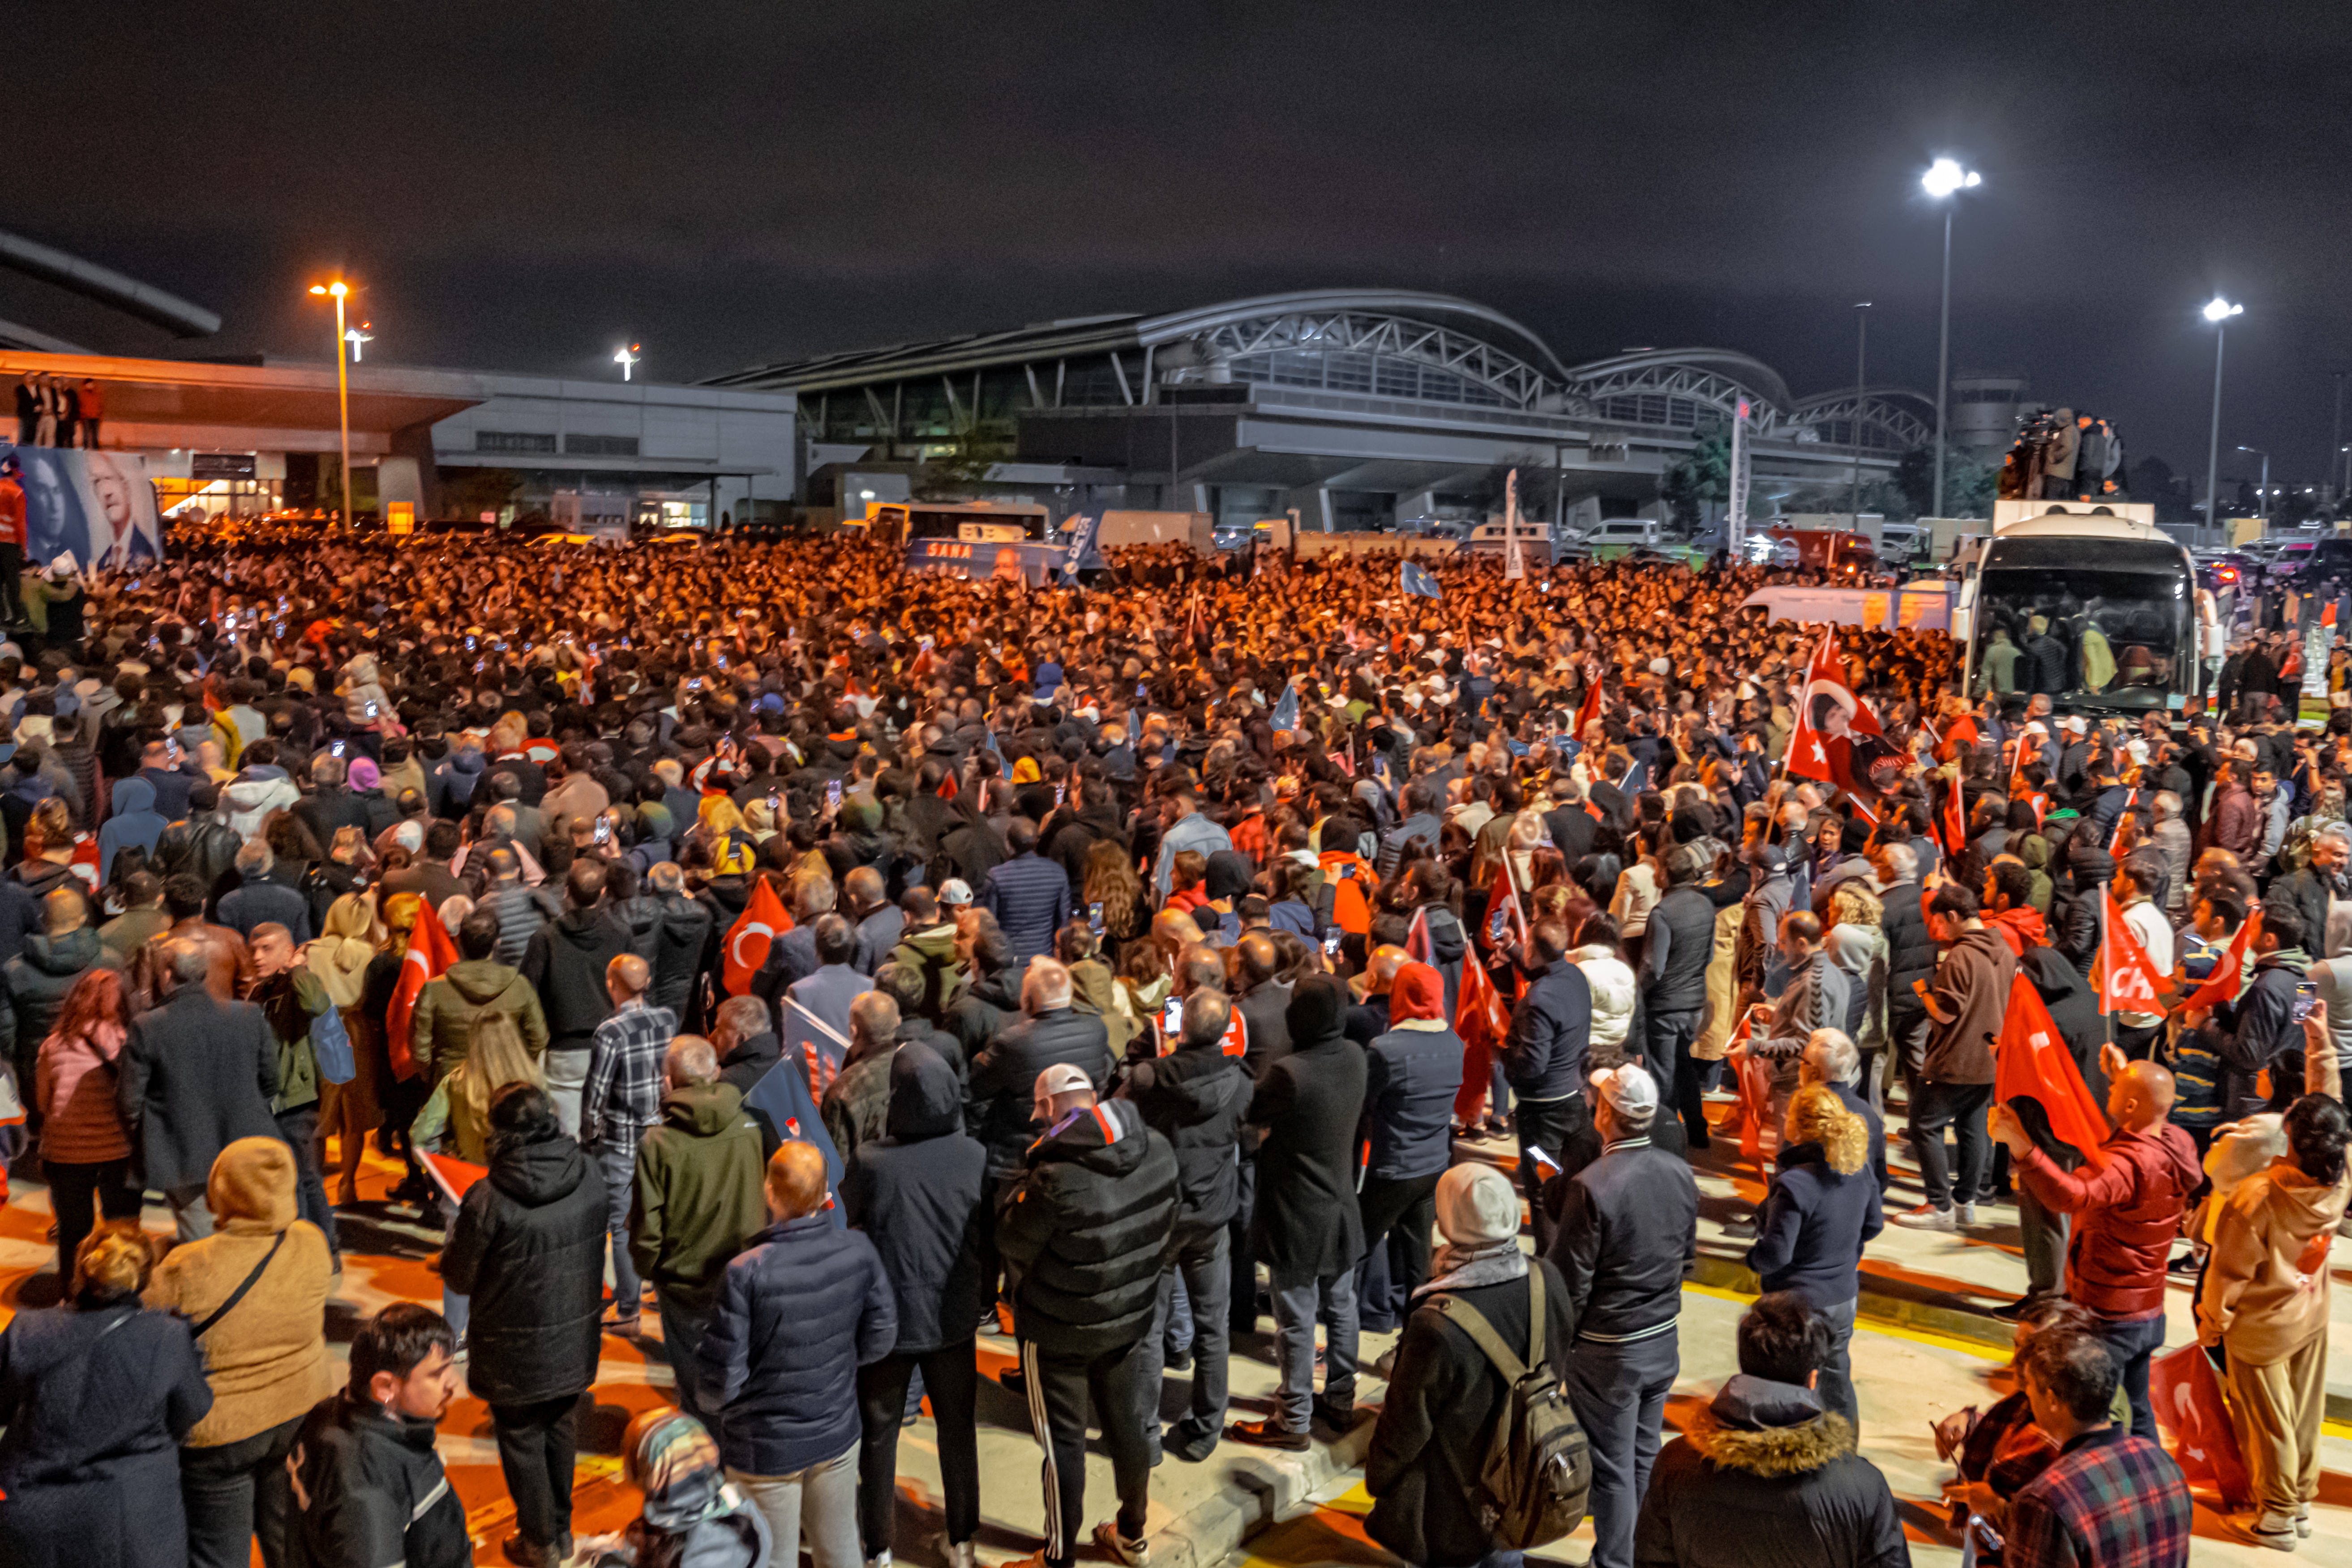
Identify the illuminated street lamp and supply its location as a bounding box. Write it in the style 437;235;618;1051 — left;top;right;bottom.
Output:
1920;158;1982;518
614;343;642;382
344;322;373;362
307;279;355;527
2202;297;2244;535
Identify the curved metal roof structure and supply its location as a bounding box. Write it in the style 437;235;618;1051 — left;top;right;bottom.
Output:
0;228;220;338
1788;386;1938;451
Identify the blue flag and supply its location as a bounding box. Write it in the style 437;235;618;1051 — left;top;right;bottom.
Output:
1401;560;1444;600
1060;513;1102;586
1270;682;1299;731
741;1052;847;1230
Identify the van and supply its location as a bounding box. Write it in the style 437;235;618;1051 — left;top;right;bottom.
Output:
1464;519;1555;565
1559;518;1660;559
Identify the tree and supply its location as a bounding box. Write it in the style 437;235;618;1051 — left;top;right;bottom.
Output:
440;467;520;522
2128;455;2193;523
1894;443;1993;520
1659;420;1735;530
913;418;1015;499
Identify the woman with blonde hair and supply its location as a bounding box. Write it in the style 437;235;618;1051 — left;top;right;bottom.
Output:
12;796;77;893
0;1226;213;1567
1746;1081;1881;1434
411;1012;547;1164
304;892;382;1204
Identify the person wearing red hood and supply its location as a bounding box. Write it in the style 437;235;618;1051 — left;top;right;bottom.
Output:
1355;961;1464;1330
1992;1057;2203;1444
1981;862;2046;957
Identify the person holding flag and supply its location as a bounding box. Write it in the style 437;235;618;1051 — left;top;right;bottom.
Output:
1894;884;2014;1233
1782;626;1883;804
2103;854;2173;1059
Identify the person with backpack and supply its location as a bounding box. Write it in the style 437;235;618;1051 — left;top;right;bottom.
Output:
1632;1292;1907;1568
1366;1161;1583;1568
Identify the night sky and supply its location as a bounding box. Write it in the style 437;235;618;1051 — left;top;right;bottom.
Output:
22;2;2352;489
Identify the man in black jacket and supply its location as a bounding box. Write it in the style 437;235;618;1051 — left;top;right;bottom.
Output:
842;1042;988;1568
996;1063;1178;1568
1120;987;1251;1463
1231;973;1368;1451
1548;1064;1698;1568
286;1305;470;1568
1632;1293;1906;1568
1541;775;1599;871
518;858;628;1140
964;958;1114;1178
1503;917;1592;1251
1870;842;1933;1108
1642;843;1717;1145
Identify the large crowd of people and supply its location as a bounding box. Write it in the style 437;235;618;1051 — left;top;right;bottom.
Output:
0;521;2343;1568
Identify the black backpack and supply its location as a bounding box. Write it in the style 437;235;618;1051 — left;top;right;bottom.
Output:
1431;1267;1591;1549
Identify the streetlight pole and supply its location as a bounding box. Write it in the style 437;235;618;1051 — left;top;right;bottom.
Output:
309;280;353;527
2203;297;2242;540
1920;158;1980;518
1849;302;1870;527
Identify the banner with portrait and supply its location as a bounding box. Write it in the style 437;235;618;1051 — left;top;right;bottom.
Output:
2;445;163;568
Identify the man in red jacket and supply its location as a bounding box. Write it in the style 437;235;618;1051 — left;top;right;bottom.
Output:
1992;1055;2201;1442
0;453;24;626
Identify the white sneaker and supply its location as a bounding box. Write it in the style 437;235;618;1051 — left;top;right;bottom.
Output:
1892;1204;1956;1232
1956;1202;1979;1226
865;1555;891;1568
936;1536;977;1568
2251;1509;2299;1552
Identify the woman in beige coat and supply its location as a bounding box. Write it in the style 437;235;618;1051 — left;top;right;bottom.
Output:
2196;1092;2352;1549
143;1136;334;1568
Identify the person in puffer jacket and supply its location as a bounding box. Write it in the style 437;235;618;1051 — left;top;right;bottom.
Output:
700;1141;896;1568
338;653;392;733
995;1065;1178;1568
841;1041;988;1567
1633;1293;1907;1568
218;740;300;843
1573;912;1640;1062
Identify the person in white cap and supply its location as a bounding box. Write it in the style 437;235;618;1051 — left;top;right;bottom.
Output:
1363;1161;1575;1568
994;1062;1178;1568
1545;1063;1697;1568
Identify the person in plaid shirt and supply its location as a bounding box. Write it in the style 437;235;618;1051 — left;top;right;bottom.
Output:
2005;1328;2190;1568
581;952;677;1329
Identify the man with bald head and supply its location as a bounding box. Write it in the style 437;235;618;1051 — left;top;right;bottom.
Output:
1992;1054;2202;1440
582;951;678;1330
703;1139;896;1568
1346;943;1411;1045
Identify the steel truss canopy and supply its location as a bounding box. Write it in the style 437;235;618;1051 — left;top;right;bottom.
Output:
719;288;1929;451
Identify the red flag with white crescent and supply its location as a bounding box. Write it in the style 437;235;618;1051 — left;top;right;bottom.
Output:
386;912;459;1082
723;876;793;997
1783;628;1879;792
2094;889;2166;1017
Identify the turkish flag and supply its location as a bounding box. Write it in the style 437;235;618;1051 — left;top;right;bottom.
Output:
723;877;793;997
2180;909;2262;1013
1941;779;1969;858
1784;629;1880;792
420;1150;488;1208
1995;974;2112;1170
386;911;459;1082
1482;861;1531;963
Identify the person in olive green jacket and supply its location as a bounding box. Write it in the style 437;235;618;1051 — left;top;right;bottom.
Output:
248;923;339;1264
630;1034;767;1429
410;910;550;1084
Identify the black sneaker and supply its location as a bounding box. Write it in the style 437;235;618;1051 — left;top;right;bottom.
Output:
1164;1346;1192;1373
1227;1417;1309;1451
1989;1297;2039;1324
998;1367;1026;1398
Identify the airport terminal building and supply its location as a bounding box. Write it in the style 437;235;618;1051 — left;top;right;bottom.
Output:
712;288;1928;533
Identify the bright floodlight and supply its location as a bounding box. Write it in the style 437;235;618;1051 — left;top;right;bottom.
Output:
1922;159;1980;198
2203;297;2243;322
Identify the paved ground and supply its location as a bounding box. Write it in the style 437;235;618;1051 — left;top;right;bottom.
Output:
2;1084;2347;1566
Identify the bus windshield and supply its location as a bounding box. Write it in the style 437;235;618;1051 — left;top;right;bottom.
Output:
1972;565;2189;712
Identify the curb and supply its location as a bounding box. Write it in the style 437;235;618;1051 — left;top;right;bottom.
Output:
1143;1417;1379;1568
1688;1253;2352;1428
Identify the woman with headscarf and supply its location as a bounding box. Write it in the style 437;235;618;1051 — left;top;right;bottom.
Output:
1364;1162;1577;1568
0;1228;214;1568
580;1407;770;1568
143;1137;335;1568
303;892;381;1206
